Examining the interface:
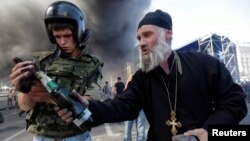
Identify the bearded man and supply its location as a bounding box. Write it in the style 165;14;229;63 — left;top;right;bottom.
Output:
56;9;247;141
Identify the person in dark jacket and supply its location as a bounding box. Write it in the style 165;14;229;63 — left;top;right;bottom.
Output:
55;10;247;141
59;9;247;141
113;77;125;95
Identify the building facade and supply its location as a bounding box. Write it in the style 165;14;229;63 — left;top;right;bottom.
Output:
236;42;250;81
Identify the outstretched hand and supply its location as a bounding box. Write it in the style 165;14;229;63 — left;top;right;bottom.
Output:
184;128;208;141
55;90;90;123
55;105;74;123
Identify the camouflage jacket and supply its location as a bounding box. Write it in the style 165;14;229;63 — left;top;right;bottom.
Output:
26;48;103;138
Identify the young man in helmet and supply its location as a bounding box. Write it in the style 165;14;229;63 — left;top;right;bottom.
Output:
9;1;102;141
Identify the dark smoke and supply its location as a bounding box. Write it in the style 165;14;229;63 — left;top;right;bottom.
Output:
82;0;151;81
0;0;151;85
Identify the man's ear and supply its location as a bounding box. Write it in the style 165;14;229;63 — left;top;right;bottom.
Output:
165;30;173;40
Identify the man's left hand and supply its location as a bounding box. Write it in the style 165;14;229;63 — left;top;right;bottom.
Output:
184;128;207;141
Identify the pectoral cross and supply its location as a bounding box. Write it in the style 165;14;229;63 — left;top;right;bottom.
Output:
166;111;182;136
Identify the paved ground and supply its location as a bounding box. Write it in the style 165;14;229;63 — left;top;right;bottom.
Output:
1;97;250;141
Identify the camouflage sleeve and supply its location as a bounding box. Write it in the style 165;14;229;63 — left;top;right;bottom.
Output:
84;56;104;99
86;56;103;90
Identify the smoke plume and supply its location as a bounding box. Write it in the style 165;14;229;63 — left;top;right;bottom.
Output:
0;0;151;85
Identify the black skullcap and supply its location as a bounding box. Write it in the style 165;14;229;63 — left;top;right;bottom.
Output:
138;9;172;30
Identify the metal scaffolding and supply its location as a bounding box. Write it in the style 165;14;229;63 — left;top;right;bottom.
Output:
197;33;240;82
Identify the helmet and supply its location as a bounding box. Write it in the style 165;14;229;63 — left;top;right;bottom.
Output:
44;1;89;44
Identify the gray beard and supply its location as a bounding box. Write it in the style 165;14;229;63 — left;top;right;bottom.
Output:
141;42;171;73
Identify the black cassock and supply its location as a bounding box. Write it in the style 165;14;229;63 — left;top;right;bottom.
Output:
88;51;247;141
